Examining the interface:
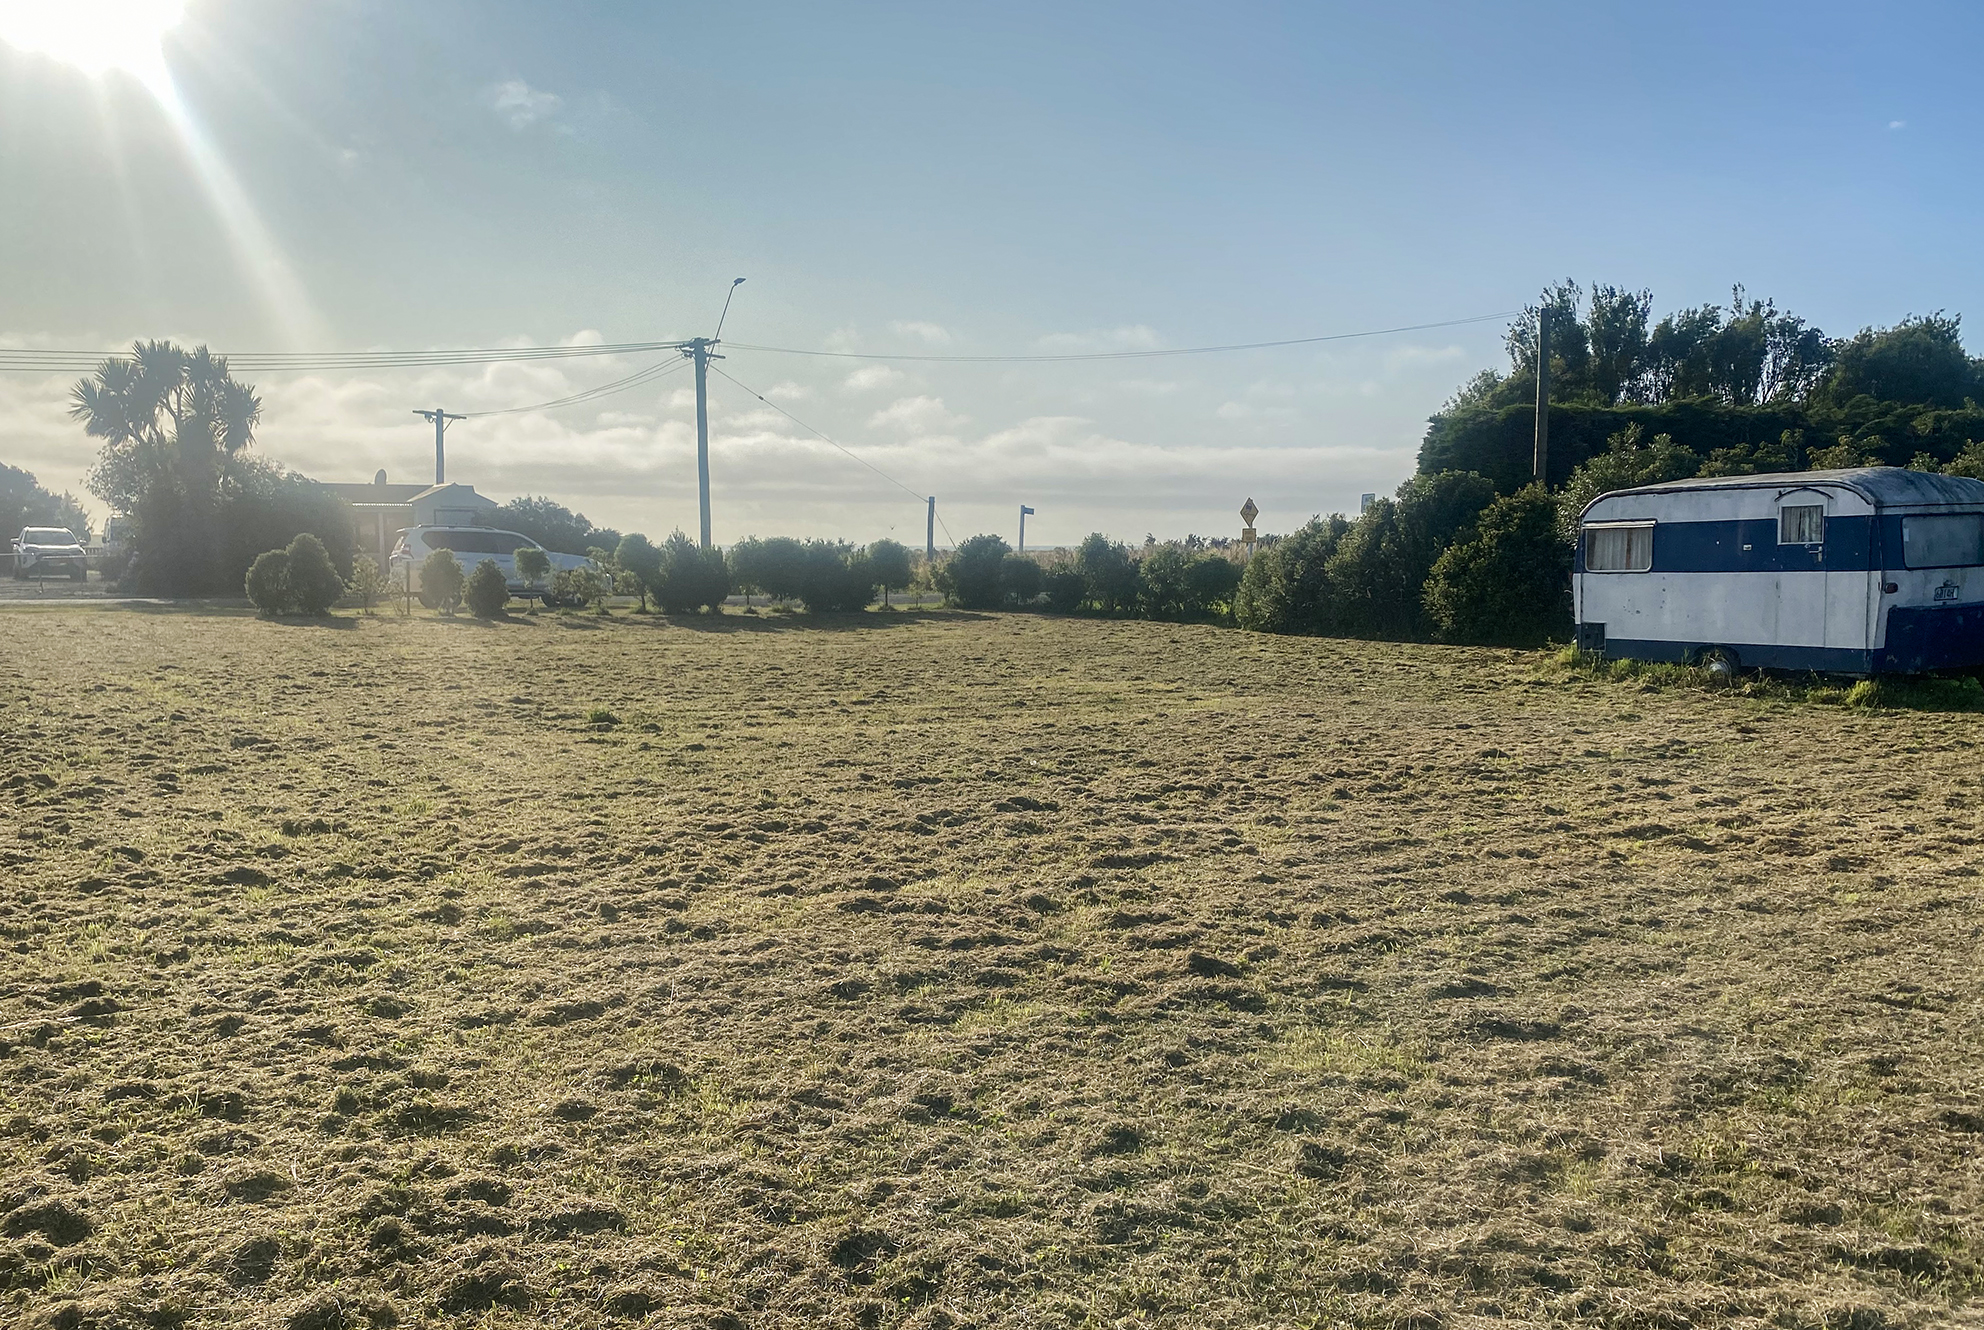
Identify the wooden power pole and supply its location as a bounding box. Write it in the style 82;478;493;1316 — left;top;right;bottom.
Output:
1532;312;1551;487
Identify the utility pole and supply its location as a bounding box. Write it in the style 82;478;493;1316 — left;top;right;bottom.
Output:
925;497;936;561
1019;504;1034;553
414;408;465;485
681;279;745;551
1533;310;1551;487
682;338;720;549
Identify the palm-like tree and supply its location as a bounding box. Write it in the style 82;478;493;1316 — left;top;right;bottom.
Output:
73;341;261;515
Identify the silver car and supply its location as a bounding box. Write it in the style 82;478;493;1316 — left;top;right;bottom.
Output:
13;527;87;581
389;526;596;598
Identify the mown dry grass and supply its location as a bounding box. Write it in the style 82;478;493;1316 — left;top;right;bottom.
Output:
1;605;1981;1330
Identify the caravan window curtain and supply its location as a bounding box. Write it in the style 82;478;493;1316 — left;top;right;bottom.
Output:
1584;524;1653;573
1902;514;1984;569
1779;504;1824;545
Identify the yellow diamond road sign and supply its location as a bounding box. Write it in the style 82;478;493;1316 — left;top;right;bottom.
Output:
1240;498;1258;526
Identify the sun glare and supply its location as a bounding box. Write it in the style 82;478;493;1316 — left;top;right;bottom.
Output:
0;0;185;93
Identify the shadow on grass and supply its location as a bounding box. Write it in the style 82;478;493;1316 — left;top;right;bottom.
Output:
1555;647;1984;713
646;607;989;634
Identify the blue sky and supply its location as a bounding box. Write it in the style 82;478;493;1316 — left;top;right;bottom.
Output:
2;0;1978;544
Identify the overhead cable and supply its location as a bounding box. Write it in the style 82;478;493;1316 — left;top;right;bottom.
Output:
711;365;956;545
724;311;1521;363
462;357;689;418
0;309;1517;375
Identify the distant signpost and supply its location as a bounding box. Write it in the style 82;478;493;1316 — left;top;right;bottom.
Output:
1240;497;1258;559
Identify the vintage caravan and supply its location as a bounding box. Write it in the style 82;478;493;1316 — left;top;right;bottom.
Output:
1574;467;1984;676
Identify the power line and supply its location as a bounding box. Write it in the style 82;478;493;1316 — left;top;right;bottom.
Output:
724;311;1520;363
0;340;695;374
710;364;957;546
461;357;689;418
0;309;1517;374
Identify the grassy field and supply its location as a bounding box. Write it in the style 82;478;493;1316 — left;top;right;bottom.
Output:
1;606;1981;1330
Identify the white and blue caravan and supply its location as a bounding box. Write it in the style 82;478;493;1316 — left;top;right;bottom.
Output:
1574;467;1984;676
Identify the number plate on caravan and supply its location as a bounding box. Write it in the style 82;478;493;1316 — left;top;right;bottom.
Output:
1935;579;1961;602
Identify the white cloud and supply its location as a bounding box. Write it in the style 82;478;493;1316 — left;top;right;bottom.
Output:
1889;119;1907;130
889;320;951;345
764;381;812;401
489;79;563;130
842;364;905;393
868;395;965;434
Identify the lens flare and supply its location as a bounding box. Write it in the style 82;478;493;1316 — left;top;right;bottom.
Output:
0;0;185;95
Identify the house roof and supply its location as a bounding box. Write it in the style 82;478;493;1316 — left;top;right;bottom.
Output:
408;483;499;508
1605;467;1984;509
322;481;431;505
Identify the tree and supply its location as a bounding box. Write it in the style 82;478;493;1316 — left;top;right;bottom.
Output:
1002;553;1042;606
1559;424;1701;536
1075;533;1138;613
419;548;466;612
935;534;1011;609
654;531;728;613
550;565;606;612
0;465;92;542
1043;567;1086;613
513;546;552;592
73;340;265;595
1817;314;1980;411
868;538;913;607
1423;487;1570;646
466;558;510;619
1183;552;1241;616
795;540;878;612
614;533;661;612
495;496;620;556
1322;471;1496;640
1233;516;1351;635
345;554;387;613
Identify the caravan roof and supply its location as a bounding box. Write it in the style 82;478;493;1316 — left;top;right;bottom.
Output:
1588;467;1984;513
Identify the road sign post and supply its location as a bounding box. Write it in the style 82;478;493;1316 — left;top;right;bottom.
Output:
1240;498;1259;561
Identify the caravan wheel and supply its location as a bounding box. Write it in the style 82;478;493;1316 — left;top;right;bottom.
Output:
1698;646;1740;680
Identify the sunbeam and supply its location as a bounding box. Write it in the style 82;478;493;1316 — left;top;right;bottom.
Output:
0;0;327;348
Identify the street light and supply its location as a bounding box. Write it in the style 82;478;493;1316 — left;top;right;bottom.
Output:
714;277;746;340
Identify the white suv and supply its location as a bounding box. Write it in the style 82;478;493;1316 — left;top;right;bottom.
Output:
389;526;597;597
13;527;88;581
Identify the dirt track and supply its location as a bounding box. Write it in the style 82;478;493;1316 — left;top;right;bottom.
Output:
1;606;1980;1329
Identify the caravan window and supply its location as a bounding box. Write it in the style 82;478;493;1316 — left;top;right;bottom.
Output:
1902;514;1984;569
1779;504;1824;545
1584;523;1653;573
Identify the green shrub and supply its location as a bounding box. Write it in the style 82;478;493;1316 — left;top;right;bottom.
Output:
869;538;914;607
795;541;877;612
344;554;387;612
1002;553;1043;606
244;548;290;615
1423;486;1570;646
550;564;608;612
466;559;510;618
513;546;552;588
935;534;1011;609
614;533;661;611
1075;533;1138;612
284;533;346;615
655;531;729;613
418;548;466;612
1183;552;1241;615
1234;517;1350;634
1043;567;1085;613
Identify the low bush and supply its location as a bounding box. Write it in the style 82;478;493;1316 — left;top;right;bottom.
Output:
244;533;345;616
419;548;466;612
466;559;510;618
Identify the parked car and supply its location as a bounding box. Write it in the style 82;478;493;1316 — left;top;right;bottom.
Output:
12;527;88;581
389;526;595;599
